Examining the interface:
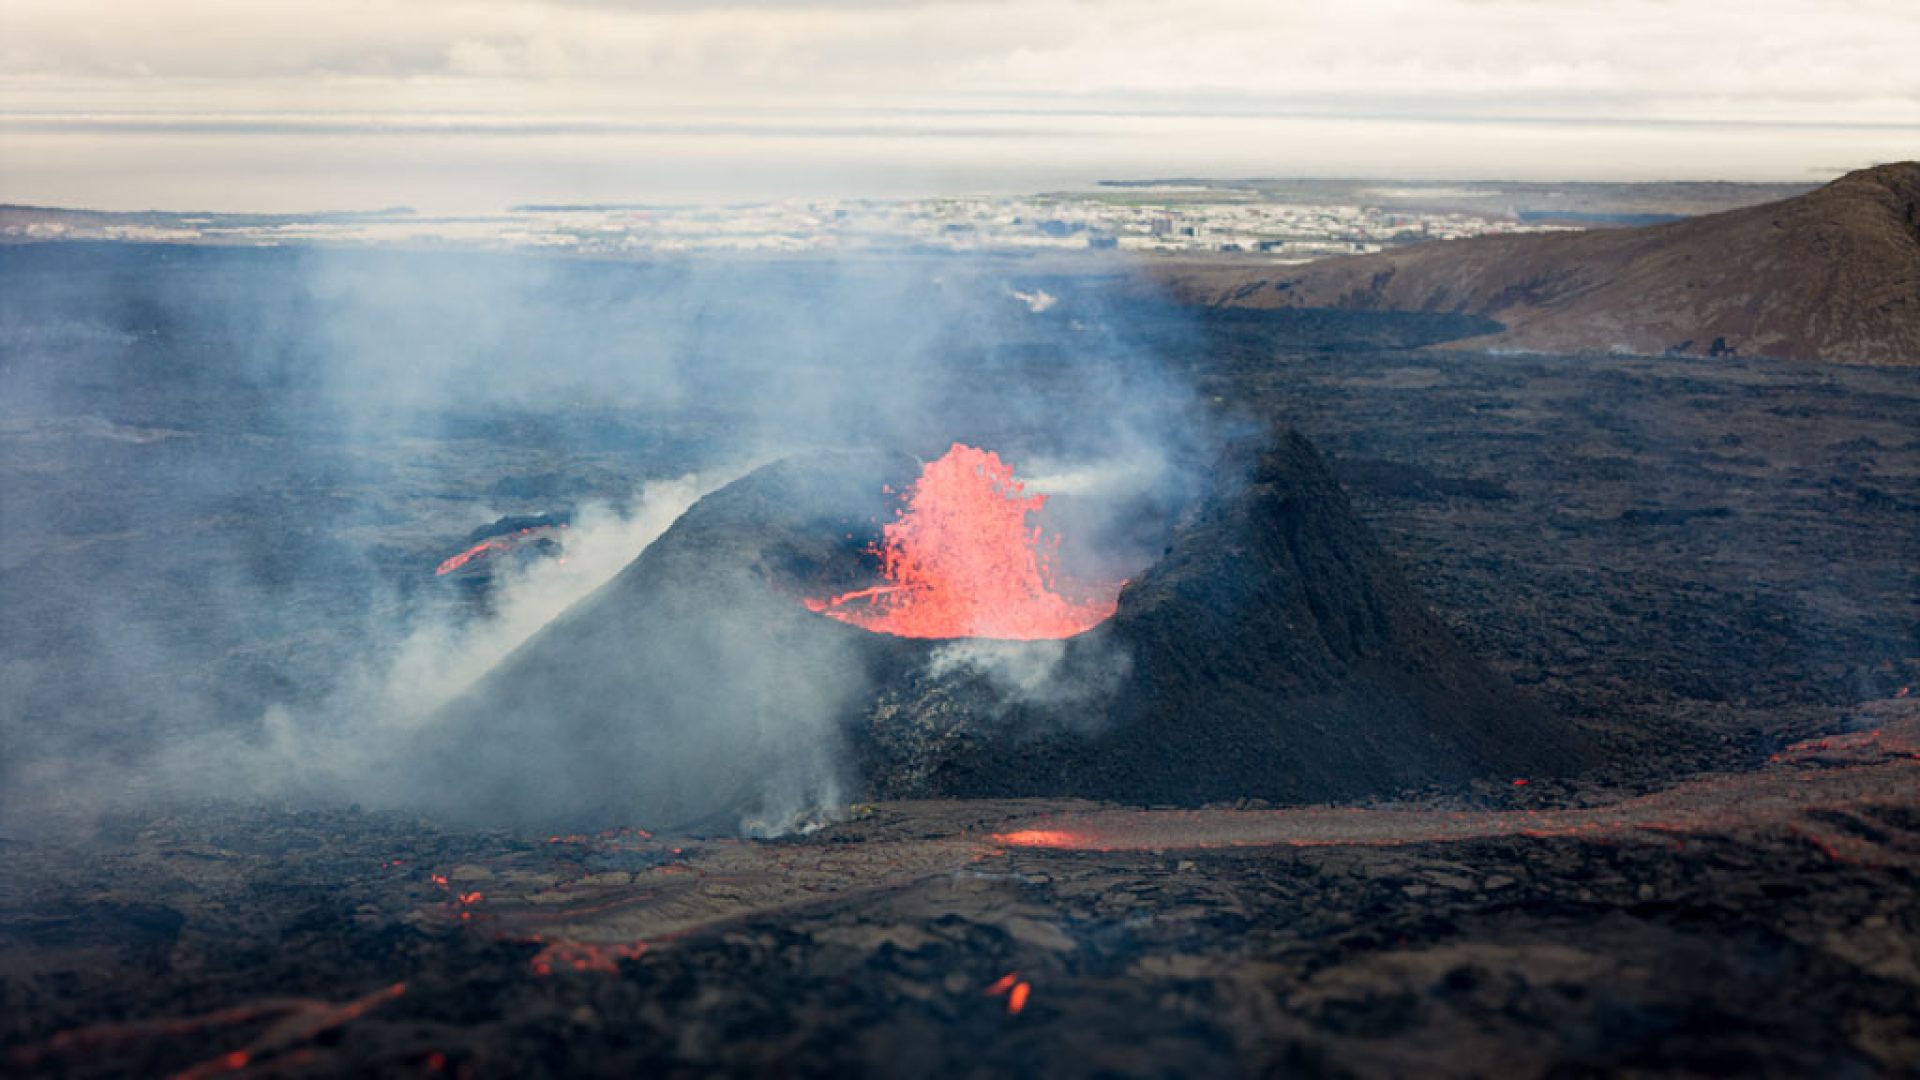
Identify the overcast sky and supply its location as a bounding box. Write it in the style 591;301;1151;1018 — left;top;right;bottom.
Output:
3;0;1916;211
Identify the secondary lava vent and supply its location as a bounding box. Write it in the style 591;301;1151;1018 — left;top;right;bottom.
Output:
805;443;1121;641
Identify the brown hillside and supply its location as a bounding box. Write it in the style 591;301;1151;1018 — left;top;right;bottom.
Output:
1163;162;1920;365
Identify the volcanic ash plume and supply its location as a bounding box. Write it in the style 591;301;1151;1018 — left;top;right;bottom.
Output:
805;443;1121;641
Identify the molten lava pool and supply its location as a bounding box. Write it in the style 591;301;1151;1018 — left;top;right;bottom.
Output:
805;443;1121;640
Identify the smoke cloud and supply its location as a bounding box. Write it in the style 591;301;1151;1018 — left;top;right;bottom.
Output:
379;476;708;718
927;638;1132;719
0;241;1213;835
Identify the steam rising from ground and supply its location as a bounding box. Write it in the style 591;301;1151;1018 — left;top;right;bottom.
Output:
0;244;1210;834
383;476;706;717
927;638;1132;721
145;476;714;811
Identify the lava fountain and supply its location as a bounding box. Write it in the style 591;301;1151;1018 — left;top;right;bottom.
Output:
805;443;1121;640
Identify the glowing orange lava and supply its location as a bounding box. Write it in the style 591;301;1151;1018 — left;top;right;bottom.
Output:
436;537;511;576
806;443;1120;640
529;940;648;977
984;972;1032;1015
434;523;567;576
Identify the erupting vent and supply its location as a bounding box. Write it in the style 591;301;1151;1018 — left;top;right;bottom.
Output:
806;443;1120;640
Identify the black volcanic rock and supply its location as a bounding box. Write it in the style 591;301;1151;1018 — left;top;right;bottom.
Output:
859;429;1594;804
409;431;1593;832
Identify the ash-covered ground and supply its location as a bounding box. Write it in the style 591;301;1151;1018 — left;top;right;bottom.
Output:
2;244;1918;1076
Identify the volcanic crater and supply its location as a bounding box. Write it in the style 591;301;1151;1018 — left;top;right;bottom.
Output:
411;427;1594;833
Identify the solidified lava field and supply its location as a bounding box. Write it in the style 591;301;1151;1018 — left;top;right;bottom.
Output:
6;702;1919;1076
3;246;1919;1076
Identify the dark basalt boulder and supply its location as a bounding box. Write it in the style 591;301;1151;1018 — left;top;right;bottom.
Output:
408;429;1593;832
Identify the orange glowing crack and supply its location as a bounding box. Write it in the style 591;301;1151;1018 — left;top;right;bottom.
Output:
530;940;648;976
984;971;1032;1015
20;983;408;1080
435;537;511;576
435;524;567;576
1008;982;1032;1015
807;443;1120;640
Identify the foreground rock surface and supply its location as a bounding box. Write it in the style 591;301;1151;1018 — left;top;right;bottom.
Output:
413;428;1592;830
5;699;1916;1078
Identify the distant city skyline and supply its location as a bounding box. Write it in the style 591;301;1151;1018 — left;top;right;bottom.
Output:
3;0;1916;212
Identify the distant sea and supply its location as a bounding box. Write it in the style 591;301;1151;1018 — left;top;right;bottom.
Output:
3;109;1911;214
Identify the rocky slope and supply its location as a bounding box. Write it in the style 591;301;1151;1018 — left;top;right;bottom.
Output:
408;430;1592;832
860;429;1594;805
1162;162;1920;365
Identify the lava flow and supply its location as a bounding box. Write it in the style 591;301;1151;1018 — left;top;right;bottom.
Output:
435;537;512;576
435;523;567;576
806;443;1120;640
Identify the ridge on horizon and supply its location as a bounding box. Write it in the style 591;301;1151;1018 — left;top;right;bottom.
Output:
1163;161;1920;366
